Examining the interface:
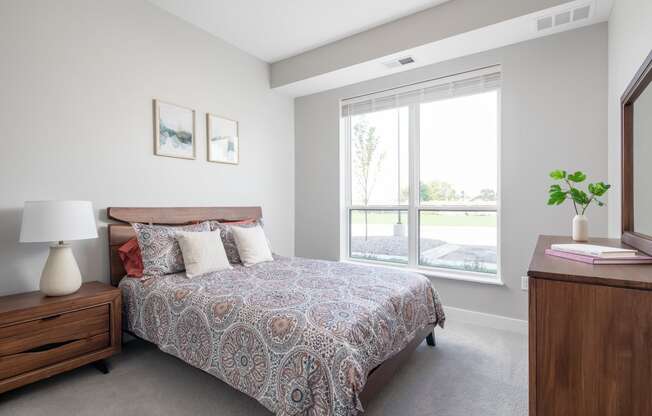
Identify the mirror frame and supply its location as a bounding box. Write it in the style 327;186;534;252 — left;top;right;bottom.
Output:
622;49;652;255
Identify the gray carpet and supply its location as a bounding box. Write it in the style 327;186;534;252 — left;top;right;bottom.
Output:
0;321;527;416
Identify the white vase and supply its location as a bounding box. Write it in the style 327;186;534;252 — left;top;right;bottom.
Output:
572;214;589;242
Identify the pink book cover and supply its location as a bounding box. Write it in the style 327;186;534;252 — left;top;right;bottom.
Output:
545;249;652;265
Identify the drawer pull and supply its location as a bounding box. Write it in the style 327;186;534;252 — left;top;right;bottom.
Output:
26;340;75;353
41;314;62;321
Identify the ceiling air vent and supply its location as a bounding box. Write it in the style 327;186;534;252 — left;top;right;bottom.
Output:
555;11;571;25
573;5;591;21
537;16;553;31
383;56;416;69
537;3;591;31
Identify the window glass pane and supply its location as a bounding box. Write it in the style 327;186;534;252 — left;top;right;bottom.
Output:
419;210;497;274
419;91;498;206
350;107;409;206
350;209;408;264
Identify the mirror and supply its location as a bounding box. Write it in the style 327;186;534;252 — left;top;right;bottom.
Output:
633;84;652;236
622;49;652;255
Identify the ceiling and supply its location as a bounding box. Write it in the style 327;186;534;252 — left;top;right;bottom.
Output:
147;0;450;62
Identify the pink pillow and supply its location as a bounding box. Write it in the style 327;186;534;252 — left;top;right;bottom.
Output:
118;238;144;278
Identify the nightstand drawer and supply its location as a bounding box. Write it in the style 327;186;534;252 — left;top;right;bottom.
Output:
0;304;109;357
0;333;109;379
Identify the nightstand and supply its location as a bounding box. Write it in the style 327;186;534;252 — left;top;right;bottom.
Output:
0;281;121;393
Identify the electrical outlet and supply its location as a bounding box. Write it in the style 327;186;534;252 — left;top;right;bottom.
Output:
521;276;529;291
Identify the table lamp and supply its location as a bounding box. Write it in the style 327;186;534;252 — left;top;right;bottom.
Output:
19;200;98;296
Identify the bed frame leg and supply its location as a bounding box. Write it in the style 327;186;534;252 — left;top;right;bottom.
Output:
426;331;436;347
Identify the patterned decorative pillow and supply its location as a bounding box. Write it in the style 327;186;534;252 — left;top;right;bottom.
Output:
132;222;211;276
209;220;260;264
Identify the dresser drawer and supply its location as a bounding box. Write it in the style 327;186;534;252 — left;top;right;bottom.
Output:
0;333;110;380
0;304;109;358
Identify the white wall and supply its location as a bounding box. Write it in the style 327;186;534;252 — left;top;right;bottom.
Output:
0;0;294;295
607;0;652;237
295;24;607;320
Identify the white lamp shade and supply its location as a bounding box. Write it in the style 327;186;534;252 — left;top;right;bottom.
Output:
20;200;98;243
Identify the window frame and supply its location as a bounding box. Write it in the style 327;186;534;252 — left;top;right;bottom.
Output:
340;72;502;285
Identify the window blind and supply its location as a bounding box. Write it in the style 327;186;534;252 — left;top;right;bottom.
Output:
341;66;501;117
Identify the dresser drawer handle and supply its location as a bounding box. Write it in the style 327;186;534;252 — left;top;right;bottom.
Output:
26;340;73;353
41;314;62;321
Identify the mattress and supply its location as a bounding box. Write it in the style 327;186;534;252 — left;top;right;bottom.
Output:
119;255;445;415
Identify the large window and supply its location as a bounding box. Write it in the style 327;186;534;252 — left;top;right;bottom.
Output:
342;67;500;280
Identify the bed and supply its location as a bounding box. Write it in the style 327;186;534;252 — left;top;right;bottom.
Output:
108;207;445;415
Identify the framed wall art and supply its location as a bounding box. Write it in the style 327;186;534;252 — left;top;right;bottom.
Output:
207;113;239;164
153;99;196;159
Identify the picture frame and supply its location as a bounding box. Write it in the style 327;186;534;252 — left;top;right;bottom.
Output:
153;99;196;160
207;113;239;164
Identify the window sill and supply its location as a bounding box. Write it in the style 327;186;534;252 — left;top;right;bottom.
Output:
342;258;505;286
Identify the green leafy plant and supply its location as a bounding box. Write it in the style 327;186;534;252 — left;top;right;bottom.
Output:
547;170;610;215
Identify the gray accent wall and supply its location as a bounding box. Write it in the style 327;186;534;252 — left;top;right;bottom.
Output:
607;0;652;237
295;24;607;320
0;0;294;295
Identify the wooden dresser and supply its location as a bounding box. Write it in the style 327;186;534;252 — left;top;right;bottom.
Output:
0;282;121;393
528;235;652;416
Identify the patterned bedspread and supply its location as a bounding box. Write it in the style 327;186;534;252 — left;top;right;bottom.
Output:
120;256;445;415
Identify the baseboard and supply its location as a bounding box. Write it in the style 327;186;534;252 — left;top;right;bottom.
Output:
443;306;528;334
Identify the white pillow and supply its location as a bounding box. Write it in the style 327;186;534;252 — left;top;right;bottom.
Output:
231;225;273;266
176;231;232;278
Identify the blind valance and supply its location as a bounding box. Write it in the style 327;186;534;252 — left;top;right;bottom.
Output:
341;66;501;117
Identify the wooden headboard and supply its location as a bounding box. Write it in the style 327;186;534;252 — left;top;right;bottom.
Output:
107;206;263;286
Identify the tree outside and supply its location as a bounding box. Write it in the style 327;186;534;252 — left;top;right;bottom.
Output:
472;188;496;202
402;182;497;204
352;118;386;239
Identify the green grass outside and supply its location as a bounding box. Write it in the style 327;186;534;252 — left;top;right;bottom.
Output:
351;210;496;227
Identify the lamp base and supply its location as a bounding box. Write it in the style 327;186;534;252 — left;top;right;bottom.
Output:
40;243;82;296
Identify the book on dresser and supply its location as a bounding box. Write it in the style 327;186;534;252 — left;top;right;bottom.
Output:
544;248;652;264
549;243;638;258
